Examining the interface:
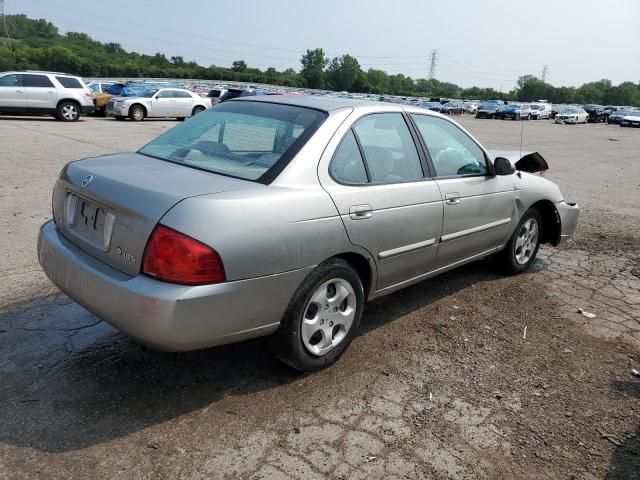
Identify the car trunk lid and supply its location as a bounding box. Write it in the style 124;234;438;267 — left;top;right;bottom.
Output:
52;152;257;275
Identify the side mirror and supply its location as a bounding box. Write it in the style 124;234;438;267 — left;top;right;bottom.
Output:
494;157;516;176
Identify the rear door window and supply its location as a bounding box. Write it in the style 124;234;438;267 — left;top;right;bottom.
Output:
55;76;83;88
157;90;174;98
330;130;369;184
174;90;192;98
353;113;424;183
23;75;54;88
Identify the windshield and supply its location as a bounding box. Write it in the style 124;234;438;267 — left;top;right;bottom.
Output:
562;107;578;114
530;105;541;110
138;101;327;182
88;83;100;93
139;89;159;98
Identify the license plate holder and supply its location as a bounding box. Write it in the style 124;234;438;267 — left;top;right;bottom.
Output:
66;193;115;251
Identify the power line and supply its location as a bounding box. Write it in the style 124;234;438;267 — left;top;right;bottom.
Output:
427;49;438;80
1;0;12;52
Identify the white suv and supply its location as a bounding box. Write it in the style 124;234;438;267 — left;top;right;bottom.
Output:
0;71;95;121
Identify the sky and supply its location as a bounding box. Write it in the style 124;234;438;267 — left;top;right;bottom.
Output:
5;0;640;90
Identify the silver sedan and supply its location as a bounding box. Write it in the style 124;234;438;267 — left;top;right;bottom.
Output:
38;96;579;371
106;87;209;121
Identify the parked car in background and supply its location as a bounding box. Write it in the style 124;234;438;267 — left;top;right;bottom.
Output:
218;87;257;103
620;112;640;127
476;100;504;119
0;70;94;121
106;88;209;121
554;107;589;124
582;105;607;123
500;104;532;120
441;101;464;114
38;96;578;371
206;87;227;107
420;101;445;112
530;103;552;120
87;81;116;116
608;109;640;124
462;101;479;114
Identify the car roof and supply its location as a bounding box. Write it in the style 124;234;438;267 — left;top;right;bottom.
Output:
234;94;388;112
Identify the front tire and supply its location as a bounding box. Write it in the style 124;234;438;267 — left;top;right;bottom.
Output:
56;101;80;122
129;105;146;121
269;259;364;372
498;208;542;274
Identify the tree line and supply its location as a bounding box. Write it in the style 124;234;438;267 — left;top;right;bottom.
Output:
1;15;638;106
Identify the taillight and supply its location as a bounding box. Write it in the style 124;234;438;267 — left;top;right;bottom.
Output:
142;225;225;285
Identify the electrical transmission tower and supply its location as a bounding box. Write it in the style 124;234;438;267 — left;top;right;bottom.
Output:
541;65;549;83
1;0;11;52
427;49;439;80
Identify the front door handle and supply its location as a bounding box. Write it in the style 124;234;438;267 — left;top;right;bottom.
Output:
445;193;461;205
349;204;373;220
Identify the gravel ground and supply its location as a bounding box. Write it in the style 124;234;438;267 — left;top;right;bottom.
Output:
0;113;639;479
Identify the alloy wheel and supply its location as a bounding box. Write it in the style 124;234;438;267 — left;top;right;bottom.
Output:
61;104;78;121
514;218;539;265
301;278;356;356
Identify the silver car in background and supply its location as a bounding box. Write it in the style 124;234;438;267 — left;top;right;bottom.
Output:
0;70;95;121
106;87;209;121
38;96;579;371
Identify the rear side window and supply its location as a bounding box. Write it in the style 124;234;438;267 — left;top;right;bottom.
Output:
157;90;174;98
0;74;22;87
23;75;54;88
138;101;326;182
330;130;368;184
353;113;423;183
174;90;192;98
411;114;488;177
56;76;83;88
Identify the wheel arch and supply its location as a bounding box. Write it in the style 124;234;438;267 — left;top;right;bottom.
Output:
529;199;561;246
129;103;147;116
332;251;375;301
56;98;80;109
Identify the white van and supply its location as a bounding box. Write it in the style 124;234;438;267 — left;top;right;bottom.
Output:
530;103;552;120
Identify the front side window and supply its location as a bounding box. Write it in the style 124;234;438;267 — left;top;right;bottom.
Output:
411;114;488;177
0;74;21;87
138;101;326;181
353;113;423;183
330;130;368;184
23;75;54;88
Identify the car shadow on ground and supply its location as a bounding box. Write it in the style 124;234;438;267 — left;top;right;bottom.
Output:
0;258;509;453
0;116;87;122
606;380;640;479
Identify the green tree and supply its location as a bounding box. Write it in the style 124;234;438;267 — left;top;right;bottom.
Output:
326;54;362;91
366;69;390;94
300;48;327;89
231;60;247;72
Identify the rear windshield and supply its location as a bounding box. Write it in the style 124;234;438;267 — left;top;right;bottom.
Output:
56;76;83;88
138;101;327;182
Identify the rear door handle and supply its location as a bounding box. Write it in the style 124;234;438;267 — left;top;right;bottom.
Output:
349;204;373;220
445;193;461;205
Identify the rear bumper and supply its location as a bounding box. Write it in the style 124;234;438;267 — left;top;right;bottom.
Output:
81;105;95;115
556;201;579;244
37;221;311;351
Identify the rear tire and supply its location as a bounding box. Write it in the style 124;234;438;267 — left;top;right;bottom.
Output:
497;208;542;274
269;259;364;372
56;101;80;122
